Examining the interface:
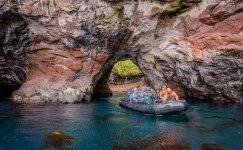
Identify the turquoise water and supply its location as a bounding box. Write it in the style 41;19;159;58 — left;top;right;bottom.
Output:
0;94;243;150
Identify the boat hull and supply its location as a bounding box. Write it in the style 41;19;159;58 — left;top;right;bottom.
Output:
119;99;188;115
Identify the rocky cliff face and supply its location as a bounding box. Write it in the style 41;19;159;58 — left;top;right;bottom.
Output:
0;4;29;97
0;0;242;103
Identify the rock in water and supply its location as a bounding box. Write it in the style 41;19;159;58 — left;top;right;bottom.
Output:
0;0;242;103
110;131;191;150
43;130;75;150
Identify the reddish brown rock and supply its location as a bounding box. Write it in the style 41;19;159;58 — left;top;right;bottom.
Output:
91;62;103;77
67;61;83;71
132;11;144;26
0;0;242;104
151;7;162;16
70;50;86;59
199;1;243;25
96;52;111;63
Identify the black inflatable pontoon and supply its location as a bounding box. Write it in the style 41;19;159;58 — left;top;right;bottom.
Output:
119;99;188;115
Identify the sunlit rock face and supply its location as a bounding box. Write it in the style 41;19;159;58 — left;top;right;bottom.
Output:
0;0;242;103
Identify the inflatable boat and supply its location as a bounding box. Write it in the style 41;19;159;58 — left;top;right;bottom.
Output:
119;99;189;115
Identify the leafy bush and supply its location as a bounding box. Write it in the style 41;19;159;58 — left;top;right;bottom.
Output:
112;60;142;77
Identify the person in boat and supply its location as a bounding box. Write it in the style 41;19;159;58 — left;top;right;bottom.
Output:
129;88;139;103
126;88;133;101
163;88;179;101
143;87;155;105
159;86;167;101
137;82;146;92
137;82;146;102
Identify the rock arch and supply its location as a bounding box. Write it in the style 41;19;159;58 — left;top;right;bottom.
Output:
0;0;242;103
93;51;141;97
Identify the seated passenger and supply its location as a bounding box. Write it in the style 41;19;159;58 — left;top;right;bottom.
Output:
126;88;132;100
159;86;167;101
163;88;179;102
137;82;146;102
129;88;139;103
137;82;146;92
143;87;155;105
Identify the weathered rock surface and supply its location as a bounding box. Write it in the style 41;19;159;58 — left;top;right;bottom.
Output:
0;0;242;103
0;5;29;97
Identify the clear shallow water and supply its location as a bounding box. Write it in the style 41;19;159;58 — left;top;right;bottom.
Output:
0;94;243;150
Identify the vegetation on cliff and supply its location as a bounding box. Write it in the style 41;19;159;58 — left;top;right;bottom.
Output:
112;60;142;77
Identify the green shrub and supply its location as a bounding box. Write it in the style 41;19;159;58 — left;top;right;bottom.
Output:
112;60;142;77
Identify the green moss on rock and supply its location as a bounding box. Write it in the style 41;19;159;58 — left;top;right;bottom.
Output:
161;0;201;19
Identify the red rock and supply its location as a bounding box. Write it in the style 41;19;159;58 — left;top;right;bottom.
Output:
150;7;162;16
70;50;86;58
95;52;110;63
54;64;69;74
2;0;241;104
65;22;76;34
82;59;94;71
91;62;103;77
132;11;144;26
67;61;82;71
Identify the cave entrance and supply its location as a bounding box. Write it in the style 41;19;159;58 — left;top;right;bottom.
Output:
108;59;143;94
93;57;144;98
0;10;29;99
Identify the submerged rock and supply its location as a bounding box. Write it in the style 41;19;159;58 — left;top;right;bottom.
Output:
0;0;242;103
201;143;227;150
43;130;76;150
110;131;191;150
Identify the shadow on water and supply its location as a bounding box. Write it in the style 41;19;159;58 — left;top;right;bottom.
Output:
0;100;21;120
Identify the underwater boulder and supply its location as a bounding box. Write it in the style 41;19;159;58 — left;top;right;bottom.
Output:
43;130;75;150
110;131;191;150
